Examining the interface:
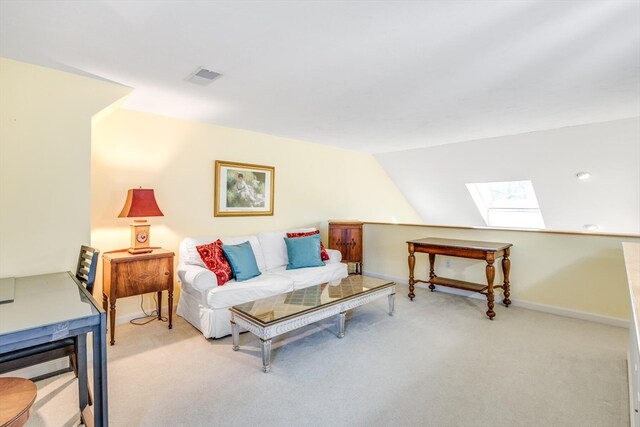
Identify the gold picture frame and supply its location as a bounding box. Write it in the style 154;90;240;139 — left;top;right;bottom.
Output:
214;160;275;217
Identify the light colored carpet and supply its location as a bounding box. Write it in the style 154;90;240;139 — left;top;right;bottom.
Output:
24;285;629;427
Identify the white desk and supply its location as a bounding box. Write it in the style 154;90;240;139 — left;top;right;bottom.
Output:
0;272;108;426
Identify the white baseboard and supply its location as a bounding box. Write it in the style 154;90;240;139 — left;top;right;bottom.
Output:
364;270;629;329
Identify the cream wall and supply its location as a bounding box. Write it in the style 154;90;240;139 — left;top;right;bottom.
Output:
364;223;640;322
0;58;130;277
91;108;422;318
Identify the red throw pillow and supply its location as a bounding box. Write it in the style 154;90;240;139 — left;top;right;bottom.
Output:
286;230;330;261
196;239;233;286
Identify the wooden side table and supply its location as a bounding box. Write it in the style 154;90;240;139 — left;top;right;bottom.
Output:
102;248;174;345
0;377;37;427
328;221;363;274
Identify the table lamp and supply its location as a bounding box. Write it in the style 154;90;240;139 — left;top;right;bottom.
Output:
118;188;164;254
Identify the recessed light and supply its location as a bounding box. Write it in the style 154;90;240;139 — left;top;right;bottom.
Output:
575;172;591;180
186;67;222;86
584;224;599;231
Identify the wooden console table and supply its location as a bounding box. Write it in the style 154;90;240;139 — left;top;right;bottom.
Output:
407;237;512;319
102;248;174;345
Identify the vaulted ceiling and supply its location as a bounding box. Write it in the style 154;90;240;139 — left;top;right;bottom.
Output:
1;1;638;153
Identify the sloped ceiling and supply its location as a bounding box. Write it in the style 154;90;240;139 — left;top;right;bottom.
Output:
0;1;638;153
375;118;640;234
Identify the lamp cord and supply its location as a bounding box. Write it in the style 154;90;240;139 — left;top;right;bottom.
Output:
129;293;168;325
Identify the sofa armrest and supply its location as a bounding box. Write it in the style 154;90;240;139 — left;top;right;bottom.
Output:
177;263;218;293
325;248;342;264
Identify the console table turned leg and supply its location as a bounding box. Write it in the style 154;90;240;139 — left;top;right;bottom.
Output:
485;258;496;320
502;248;511;306
428;253;436;291
408;243;416;300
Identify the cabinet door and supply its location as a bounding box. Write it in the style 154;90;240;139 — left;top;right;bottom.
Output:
115;257;172;297
329;223;363;263
328;226;343;252
342;227;362;262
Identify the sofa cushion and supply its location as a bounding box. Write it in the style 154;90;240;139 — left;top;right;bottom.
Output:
271;261;348;290
258;228;315;270
204;272;293;309
182;235;266;272
196;239;233;286
222;241;261;282
284;235;325;270
286;230;330;261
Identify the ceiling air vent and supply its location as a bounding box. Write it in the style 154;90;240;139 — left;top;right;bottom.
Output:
186;67;222;86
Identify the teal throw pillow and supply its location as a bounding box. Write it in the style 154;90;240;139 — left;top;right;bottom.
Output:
284;234;326;270
221;241;261;282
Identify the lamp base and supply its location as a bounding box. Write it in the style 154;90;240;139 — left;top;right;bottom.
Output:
127;247;153;255
129;223;152;254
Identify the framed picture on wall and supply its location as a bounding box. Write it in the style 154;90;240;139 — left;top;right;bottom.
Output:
214;160;275;217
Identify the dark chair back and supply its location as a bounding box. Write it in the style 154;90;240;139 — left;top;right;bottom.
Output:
76;245;99;295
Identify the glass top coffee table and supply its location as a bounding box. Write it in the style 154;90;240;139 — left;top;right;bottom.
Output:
229;275;396;372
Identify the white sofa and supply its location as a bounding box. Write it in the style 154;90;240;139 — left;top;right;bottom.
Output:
176;228;348;338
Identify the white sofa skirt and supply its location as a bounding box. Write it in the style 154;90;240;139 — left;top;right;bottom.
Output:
176;289;240;339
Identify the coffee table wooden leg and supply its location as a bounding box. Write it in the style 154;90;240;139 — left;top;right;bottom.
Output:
231;320;239;351
337;312;346;338
260;339;272;373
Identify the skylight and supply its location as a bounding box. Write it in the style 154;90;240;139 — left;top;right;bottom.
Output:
466;180;545;229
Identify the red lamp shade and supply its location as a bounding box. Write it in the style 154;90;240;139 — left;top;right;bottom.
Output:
118;189;164;218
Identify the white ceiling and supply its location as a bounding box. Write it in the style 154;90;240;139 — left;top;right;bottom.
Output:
1;1;638;153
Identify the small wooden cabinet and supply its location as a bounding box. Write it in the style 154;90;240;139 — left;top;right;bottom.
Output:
102;248;174;345
328;221;363;274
